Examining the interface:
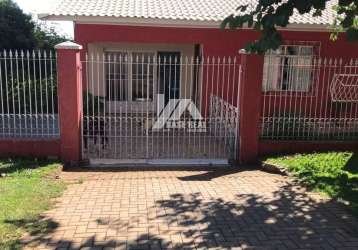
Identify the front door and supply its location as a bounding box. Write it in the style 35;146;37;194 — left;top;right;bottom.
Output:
158;52;181;104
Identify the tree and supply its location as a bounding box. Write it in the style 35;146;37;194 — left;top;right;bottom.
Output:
331;2;358;41
0;0;67;114
0;0;36;49
221;0;358;54
0;0;67;50
33;22;68;50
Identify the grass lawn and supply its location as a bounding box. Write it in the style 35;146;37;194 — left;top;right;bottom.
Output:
263;152;358;215
0;158;65;250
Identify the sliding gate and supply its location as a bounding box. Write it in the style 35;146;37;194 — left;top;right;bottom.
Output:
81;53;241;164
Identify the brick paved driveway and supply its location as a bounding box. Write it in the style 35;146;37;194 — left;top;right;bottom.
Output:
22;168;358;250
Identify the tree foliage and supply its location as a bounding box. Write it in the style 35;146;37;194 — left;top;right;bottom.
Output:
331;2;358;41
33;23;68;50
0;0;36;49
0;0;67;50
221;0;358;54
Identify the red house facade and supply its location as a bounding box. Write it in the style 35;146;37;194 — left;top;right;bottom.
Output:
31;0;358;164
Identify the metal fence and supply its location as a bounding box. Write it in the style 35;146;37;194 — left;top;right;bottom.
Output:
81;53;241;161
261;55;358;141
209;95;240;159
0;50;59;138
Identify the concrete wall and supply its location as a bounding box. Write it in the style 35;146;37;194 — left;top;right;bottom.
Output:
0;139;61;158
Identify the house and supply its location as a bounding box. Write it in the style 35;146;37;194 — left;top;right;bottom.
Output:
38;0;358;164
40;0;358;98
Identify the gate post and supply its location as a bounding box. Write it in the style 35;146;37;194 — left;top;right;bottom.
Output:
55;41;83;164
238;50;264;164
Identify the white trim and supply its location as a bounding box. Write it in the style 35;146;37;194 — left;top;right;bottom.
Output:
104;50;157;112
103;49;184;113
55;41;82;50
39;14;332;32
262;44;316;93
89;158;229;166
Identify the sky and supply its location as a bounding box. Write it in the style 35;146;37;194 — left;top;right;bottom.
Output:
14;0;74;38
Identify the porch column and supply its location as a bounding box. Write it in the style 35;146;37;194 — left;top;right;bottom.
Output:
55;41;83;164
238;50;264;164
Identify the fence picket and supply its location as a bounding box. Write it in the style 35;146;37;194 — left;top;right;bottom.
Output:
81;53;241;161
261;54;358;141
0;49;59;138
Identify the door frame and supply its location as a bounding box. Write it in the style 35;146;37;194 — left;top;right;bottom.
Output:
157;51;182;105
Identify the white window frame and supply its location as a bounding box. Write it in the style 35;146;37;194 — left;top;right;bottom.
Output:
105;49;158;113
105;49;185;113
262;44;316;93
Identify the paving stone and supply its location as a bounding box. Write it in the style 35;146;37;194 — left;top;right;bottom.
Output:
19;168;358;250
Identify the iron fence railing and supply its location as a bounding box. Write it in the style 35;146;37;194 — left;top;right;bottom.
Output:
81;53;242;160
0;50;59;138
261;55;358;141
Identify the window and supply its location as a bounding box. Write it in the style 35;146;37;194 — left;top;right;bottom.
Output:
105;51;155;102
131;53;154;101
262;45;315;92
106;52;128;101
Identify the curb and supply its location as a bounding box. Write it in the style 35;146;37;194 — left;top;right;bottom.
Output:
261;162;289;176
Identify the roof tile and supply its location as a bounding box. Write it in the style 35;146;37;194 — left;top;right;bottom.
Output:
43;0;338;26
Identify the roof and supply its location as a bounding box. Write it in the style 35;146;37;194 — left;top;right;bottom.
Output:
39;0;338;29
